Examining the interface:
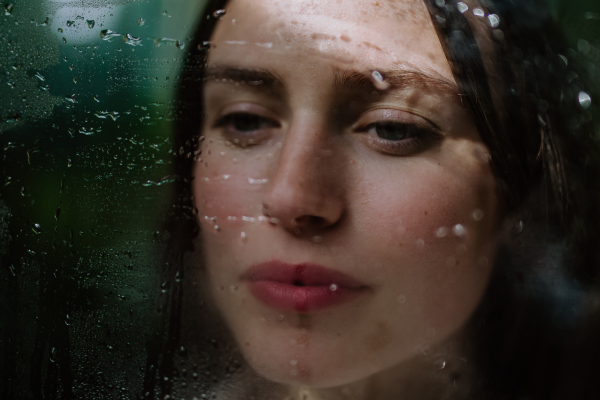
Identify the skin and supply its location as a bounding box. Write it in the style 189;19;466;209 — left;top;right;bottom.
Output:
193;0;499;398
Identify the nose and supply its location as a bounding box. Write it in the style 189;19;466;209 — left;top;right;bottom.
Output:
262;119;345;233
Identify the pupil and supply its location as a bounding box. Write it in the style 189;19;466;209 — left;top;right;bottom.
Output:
233;114;261;132
377;123;409;141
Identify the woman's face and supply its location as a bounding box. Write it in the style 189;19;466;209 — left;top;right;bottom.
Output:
194;0;498;388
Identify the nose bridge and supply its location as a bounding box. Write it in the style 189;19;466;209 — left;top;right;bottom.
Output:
262;113;344;229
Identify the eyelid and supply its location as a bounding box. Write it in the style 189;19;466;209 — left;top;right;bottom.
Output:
219;102;280;121
353;108;440;133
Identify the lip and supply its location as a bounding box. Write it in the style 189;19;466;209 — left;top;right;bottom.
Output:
242;261;368;313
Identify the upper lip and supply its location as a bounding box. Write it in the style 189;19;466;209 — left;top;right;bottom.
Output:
241;260;366;288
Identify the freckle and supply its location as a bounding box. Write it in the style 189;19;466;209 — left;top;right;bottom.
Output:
398;242;403;246
340;34;351;42
424;211;428;215
244;342;250;347
336;332;341;337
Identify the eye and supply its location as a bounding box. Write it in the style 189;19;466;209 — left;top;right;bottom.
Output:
214;112;279;146
361;121;440;155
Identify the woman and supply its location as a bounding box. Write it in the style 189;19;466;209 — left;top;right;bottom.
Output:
146;0;600;398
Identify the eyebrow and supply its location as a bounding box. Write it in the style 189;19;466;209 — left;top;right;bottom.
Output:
332;69;460;97
204;65;283;90
204;64;459;97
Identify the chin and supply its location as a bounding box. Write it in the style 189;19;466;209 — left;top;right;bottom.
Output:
229;319;416;389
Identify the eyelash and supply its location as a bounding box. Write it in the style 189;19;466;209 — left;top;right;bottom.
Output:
358;121;440;155
213;112;279;146
212;112;440;155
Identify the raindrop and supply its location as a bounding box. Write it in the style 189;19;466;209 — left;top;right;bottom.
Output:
162;10;170;17
488;14;499;28
472;209;484;221
371;70;390;90
240;231;247;243
138;18;146;26
100;30;120;41
584;12;600;20
49;347;57;363
445;256;456;267
86;19;95;29
416;239;425;249
397;294;407;304
452;224;466;236
20;187;26;197
578;39;591;55
57;27;63;33
514;220;524;234
65;314;71;326
66;20;74;27
213;225;220;231
290;359;298;366
55;207;62;222
456;2;468;13
4;3;14;15
579;91;592;109
230;285;238;292
123;34;142;46
312;236;323;243
213;9;226;18
435;226;448;238
435;0;445;7
93;95;99;102
558;54;568;66
473;8;485;17
329;284;338;292
62;37;67;44
32;223;42;235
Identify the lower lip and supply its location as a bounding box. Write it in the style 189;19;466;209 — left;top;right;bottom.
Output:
246;281;365;313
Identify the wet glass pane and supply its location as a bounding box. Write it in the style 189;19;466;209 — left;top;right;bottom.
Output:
1;0;600;399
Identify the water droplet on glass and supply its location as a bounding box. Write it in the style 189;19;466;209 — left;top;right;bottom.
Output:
578;39;591;55
558;54;568;66
329;284;338;292
213;225;220;231
213;9;226;18
456;2;468;13
435;226;448;238
100;29;121;41
371;70;390;90
32;223;42;235
488;14;499;28
162;10;170;17
473;8;485;17
397;294;407;304
312;236;323;243
123;33;142;46
435;0;445;7
472;209;484;221
290;359;298;366
584;12;600;20
230;285;238;292
138;18;146;26
416;239;425;249
4;3;14;15
65;314;71;326
62;37;67;44
86;19;95;29
55;207;61;221
579;91;592;109
452;224;466;236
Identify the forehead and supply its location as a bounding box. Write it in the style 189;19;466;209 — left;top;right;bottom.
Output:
210;0;454;84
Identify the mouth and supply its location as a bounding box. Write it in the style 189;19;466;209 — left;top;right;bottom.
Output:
241;261;368;313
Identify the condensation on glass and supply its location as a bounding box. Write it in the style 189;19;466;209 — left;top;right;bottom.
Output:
1;0;600;399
